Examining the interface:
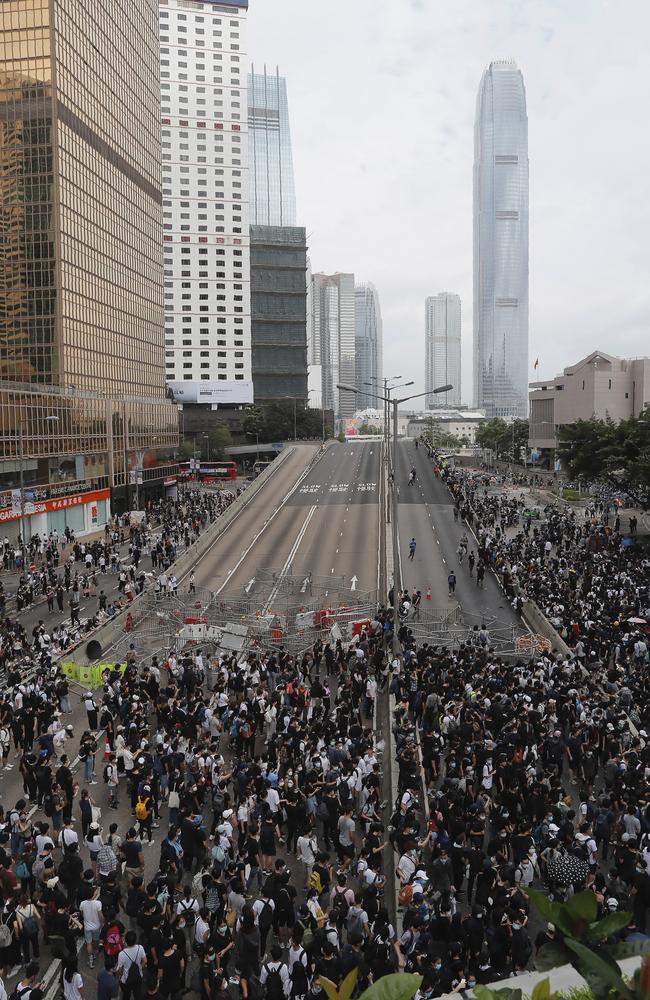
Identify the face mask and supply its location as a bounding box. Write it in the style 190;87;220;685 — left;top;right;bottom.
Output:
512;922;521;931
218;925;227;933
434;964;442;972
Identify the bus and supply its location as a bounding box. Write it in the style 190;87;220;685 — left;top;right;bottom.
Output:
179;461;238;484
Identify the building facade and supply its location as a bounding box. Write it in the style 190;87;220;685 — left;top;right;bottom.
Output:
473;60;529;419
0;0;178;536
160;0;253;407
407;411;486;444
529;351;650;462
425;293;461;407
248;66;296;227
310;273;355;419
354;284;383;409
250;225;307;402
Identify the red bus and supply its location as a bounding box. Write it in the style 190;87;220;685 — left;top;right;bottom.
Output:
179;461;237;483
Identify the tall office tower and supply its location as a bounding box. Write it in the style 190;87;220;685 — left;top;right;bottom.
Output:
354;284;383;409
0;0;178;537
473;59;529;418
248;66;296;227
425;293;461;407
311;273;355;418
160;0;253;407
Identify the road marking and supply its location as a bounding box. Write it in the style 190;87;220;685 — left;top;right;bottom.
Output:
263;505;317;612
351;575;358;590
215;455;319;595
244;577;256;594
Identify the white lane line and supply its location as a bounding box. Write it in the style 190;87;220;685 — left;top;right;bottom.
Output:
263;505;317;612
216;460;319;595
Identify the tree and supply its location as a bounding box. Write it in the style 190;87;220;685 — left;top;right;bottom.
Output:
358;422;382;435
556;408;650;509
475;418;529;461
206;423;232;459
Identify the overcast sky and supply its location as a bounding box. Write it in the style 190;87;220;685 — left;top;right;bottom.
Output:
249;0;650;407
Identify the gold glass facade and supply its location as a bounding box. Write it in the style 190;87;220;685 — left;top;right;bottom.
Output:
0;1;178;494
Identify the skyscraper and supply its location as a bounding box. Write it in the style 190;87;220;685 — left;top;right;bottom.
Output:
473;60;529;418
160;0;253;405
0;0;178;534
425;293;461;407
250;225;308;402
311;273;355;418
248;66;296;227
354;284;383;409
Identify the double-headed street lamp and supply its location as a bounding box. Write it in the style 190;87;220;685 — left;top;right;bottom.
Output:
362;376;412;455
337;382;452;606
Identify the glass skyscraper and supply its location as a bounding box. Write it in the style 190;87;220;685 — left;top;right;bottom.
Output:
248;66;296;226
354;284;383;409
0;0;178;533
425;293;461;407
473;60;529;418
311;273;355;418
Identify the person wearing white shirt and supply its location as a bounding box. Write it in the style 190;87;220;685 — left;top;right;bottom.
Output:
80;891;103;968
296;831;317;887
116;933;147;985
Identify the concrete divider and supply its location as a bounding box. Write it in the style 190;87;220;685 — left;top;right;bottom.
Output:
69;448;298;666
522;598;573;656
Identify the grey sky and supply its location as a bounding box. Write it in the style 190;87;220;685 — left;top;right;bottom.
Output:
249;0;650;406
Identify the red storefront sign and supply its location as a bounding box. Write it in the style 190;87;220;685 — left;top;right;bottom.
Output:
0;488;110;523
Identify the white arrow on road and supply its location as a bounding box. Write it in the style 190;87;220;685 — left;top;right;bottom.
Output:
350;575;359;590
300;576;311;594
244;577;256;594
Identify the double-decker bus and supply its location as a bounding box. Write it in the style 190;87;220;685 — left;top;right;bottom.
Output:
179;461;238;484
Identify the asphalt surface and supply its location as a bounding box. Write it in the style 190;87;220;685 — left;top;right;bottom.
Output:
394;440;524;629
190;442;382;601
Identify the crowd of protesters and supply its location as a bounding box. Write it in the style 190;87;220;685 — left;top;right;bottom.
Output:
438;462;649;664
0;489;240;681
0;459;647;999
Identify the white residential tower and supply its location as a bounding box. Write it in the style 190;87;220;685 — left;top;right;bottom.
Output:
160;0;252;406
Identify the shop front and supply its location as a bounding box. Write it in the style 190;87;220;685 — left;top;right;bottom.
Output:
0;487;111;543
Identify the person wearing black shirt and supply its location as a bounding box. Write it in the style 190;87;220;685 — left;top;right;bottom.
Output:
157;938;184;1000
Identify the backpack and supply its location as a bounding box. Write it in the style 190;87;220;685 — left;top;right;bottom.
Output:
298;917;314;951
211;843;225;864
398;883;414;908
258;899;274;931
124;950;142;989
15;861;30;881
8;987;31;1000
179;899;197;927
290;949;309;992
572;839;589;863
346;907;366;939
594;812;610;837
0;915;12;948
42;793;53;818
103;764;113;783
104;925;123;957
332;887;350;922
135;797;149;821
240;722;253;740
264;963;285;1000
309;870;323;894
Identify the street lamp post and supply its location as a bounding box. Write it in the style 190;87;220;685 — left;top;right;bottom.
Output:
337;381;452;605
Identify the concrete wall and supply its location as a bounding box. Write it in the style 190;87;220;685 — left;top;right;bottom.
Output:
522;599;572;656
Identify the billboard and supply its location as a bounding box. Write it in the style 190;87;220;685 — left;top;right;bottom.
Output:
166;381;254;405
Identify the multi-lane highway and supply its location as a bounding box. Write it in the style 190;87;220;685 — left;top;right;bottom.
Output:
190;441;383;600
395;438;522;627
